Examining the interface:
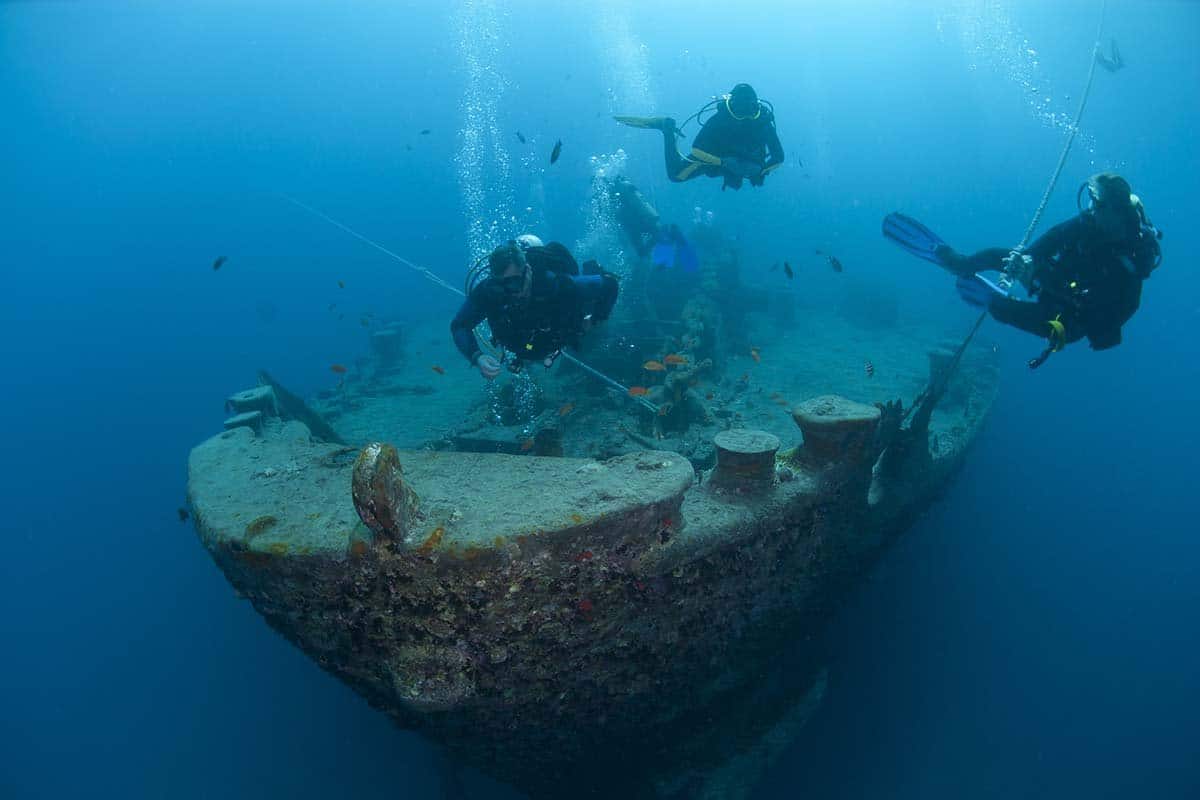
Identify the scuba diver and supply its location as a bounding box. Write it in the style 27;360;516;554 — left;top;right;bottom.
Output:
883;172;1163;368
615;83;785;191
451;235;620;379
605;175;699;271
1095;38;1124;72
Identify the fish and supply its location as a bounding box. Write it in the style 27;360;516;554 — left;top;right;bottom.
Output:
663;354;687;366
558;402;575;416
627;386;650;397
643;360;666;371
864;360;875;378
783;261;794;279
330;364;348;374
750;348;761;363
360;317;371;328
550;139;562;164
769;262;779;272
212;255;227;271
520;438;535;451
576;598;594;615
828;255;844;273
705;392;714;400
431;365;446;375
327;303;337;312
739;373;749;382
574;550;594;562
516;131;526;144
419;128;431;135
337;280;345;289
176;507;189;522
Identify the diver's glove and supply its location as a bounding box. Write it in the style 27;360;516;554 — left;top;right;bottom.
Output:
955;273;1009;309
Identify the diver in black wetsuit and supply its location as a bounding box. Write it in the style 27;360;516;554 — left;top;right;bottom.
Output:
615;83;785;191
884;172;1163;366
450;237;620;379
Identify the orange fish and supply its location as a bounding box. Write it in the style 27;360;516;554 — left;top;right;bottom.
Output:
431;365;445;375
576;598;594;615
750;348;761;363
330;364;348;374
628;386;649;397
643;360;666;371
558;402;574;416
574;550;593;562
663;354;687;365
520;438;535;451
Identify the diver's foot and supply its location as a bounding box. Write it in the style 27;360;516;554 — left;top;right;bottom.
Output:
934;244;962;269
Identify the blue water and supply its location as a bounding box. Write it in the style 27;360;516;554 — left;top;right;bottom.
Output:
2;2;1197;798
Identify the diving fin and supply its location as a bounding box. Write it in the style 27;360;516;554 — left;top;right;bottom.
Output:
614;115;671;132
651;240;677;268
882;212;951;267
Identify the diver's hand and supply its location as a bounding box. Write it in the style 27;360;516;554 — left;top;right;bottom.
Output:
1001;250;1034;284
476;354;502;380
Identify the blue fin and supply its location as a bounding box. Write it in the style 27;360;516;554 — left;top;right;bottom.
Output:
882;212;949;266
651;240;676;268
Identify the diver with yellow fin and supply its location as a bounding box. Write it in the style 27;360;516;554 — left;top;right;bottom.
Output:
883;172;1163;368
616;83;785;191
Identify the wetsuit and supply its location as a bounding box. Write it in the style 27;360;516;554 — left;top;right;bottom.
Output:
662;103;784;189
450;243;620;364
952;215;1161;349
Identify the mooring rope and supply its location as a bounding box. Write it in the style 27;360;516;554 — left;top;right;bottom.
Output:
1013;0;1109;253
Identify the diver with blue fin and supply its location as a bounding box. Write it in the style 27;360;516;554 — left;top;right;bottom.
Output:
883;172;1163;368
615;83;785;191
604;176;700;272
605;175;699;271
